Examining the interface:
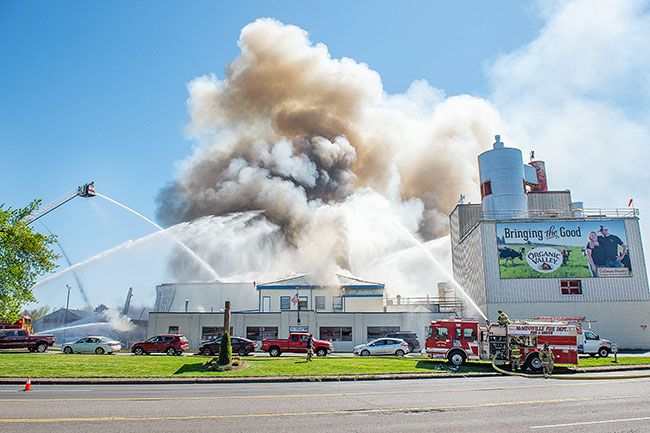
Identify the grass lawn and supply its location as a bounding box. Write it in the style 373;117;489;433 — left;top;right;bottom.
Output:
0;354;646;378
0;354;493;378
578;356;650;367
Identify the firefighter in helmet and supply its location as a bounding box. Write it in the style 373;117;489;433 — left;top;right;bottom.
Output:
509;338;522;371
539;342;554;377
497;310;510;326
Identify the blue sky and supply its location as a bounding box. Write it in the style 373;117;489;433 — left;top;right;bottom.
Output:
3;1;649;309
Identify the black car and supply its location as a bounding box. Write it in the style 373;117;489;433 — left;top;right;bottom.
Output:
198;336;257;357
383;332;420;353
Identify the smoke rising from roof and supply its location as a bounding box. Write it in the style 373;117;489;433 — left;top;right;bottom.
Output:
156;18;504;281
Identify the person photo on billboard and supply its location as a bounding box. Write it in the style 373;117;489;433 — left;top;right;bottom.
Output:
597;225;628;269
585;230;605;277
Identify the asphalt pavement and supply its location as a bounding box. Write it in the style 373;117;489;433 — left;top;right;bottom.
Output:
0;373;648;432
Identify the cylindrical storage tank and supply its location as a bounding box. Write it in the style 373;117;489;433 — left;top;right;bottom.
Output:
571;201;584;218
528;160;548;192
478;136;527;220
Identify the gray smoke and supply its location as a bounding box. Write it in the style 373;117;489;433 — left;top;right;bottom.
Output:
156;18;506;278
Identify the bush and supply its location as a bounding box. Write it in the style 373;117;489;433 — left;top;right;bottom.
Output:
218;332;233;366
232;360;240;367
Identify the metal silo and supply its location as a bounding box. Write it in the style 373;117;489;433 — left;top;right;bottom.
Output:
478;135;527;220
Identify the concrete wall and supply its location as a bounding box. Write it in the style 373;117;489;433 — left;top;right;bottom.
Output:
343;297;383;312
148;311;449;352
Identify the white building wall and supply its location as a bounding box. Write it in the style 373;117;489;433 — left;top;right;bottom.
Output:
149;311;449;352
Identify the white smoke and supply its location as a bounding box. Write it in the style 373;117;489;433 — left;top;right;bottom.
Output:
156;18;505;291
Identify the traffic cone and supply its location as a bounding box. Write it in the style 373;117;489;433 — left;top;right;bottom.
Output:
23;377;31;392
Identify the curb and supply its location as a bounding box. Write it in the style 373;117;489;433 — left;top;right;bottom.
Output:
577;364;650;373
0;372;499;385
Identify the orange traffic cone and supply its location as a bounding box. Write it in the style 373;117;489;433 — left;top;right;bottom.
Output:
23;377;31;392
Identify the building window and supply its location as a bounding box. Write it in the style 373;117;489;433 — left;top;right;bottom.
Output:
298;296;308;309
333;296;343;310
366;326;400;342
280;296;291;311
480;181;492;198
168;326;179;334
319;326;352;341
201;326;232;341
246;326;279;341
560;280;583;295
315;296;326;310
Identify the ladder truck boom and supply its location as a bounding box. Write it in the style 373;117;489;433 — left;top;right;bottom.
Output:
23;182;96;224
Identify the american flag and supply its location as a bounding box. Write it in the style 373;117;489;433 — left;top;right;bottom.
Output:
291;292;299;305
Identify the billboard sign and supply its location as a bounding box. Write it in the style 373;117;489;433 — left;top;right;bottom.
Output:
496;219;631;279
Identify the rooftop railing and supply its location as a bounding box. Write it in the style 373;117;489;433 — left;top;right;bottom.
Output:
459;207;639;240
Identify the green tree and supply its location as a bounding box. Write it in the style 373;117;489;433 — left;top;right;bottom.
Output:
218;332;232;366
0;200;58;323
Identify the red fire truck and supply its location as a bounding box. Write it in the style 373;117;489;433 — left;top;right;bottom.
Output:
425;318;579;371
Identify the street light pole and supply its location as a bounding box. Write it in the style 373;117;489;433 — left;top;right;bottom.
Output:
62;284;71;346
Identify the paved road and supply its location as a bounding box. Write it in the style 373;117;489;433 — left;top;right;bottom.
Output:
0;374;648;432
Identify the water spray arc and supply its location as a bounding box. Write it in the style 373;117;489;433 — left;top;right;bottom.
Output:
96;193;222;281
385;218;488;321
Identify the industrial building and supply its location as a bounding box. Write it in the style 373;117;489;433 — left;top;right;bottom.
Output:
149;276;458;351
450;136;650;348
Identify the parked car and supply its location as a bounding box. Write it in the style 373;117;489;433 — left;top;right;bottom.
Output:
353;338;410;357
0;328;55;353
130;334;189;356
62;336;121;355
199;336;257;356
383;331;420;353
261;333;333;357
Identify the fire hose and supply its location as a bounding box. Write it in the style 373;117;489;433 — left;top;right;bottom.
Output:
491;357;650;380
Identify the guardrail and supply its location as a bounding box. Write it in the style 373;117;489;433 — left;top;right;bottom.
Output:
385;297;461;312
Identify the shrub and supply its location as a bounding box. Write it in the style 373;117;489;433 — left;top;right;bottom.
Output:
218;332;233;366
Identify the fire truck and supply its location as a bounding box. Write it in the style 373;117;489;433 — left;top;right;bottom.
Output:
0;316;33;332
425;318;579;371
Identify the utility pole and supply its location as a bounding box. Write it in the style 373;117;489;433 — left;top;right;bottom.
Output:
223;301;231;334
62;284;71;345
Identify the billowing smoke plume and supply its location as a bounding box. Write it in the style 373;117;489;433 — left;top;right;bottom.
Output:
156;18;505;281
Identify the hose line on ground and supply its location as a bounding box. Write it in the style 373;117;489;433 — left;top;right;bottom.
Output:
491;358;650;380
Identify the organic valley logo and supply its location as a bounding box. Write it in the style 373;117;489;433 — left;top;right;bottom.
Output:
525;247;563;273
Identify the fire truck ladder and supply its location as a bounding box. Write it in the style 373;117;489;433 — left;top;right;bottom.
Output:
23;182;96;225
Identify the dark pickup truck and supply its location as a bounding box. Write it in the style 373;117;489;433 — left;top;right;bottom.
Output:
0;328;55;352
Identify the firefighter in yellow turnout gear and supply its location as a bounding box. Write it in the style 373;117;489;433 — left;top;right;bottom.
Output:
509;340;522;371
497;310;510;326
539;342;554;378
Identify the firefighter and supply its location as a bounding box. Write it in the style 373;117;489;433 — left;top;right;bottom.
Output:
497;310;510;326
539;342;554;377
509;339;522;371
306;334;314;362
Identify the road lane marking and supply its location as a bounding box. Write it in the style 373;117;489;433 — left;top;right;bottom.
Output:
531;416;650;429
0;395;641;424
0;380;615;402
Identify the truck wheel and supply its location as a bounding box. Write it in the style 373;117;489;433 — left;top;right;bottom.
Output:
598;347;610;358
95;347;105;355
202;347;213;356
238;348;247;357
316;348;327;357
36;343;48;353
63;346;73;354
133;346;144;355
395;349;405;357
526;354;543;372
447;350;466;366
269;347;281;357
361;350;370;357
166;347;176;356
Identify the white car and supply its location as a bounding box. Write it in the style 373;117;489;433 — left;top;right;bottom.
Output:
353;338;410;357
62;336;121;354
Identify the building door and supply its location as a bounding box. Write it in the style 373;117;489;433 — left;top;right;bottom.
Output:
262;296;271;312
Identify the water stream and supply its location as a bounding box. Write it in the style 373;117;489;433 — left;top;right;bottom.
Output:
385;218;488;321
96;193;222;281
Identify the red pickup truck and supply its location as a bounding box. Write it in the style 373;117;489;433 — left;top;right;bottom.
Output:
0;328;56;352
261;333;333;357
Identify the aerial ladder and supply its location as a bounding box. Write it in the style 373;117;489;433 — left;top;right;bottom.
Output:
23;182;96;225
